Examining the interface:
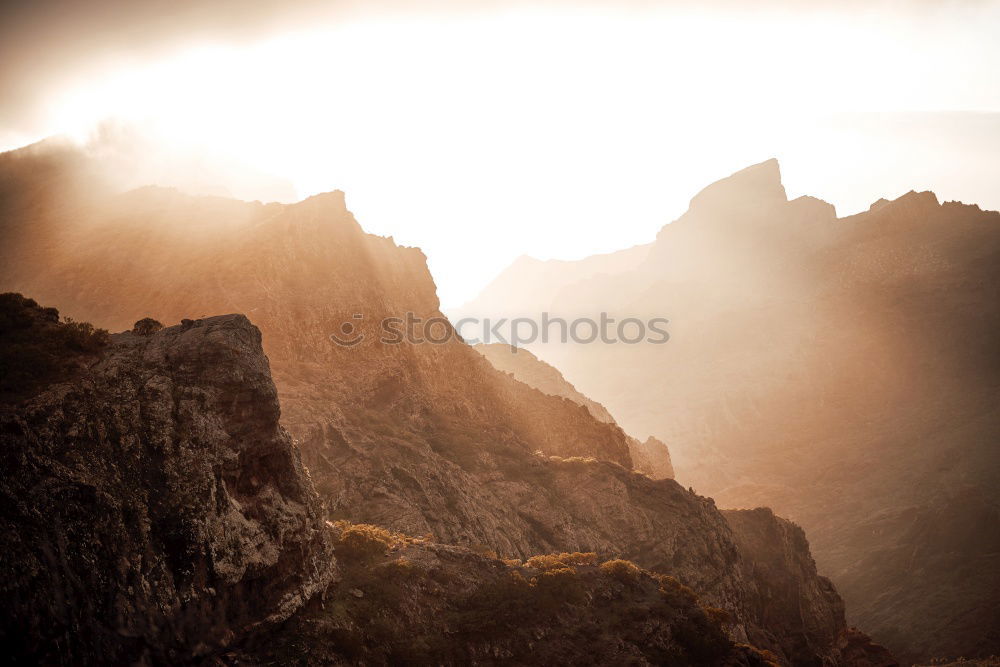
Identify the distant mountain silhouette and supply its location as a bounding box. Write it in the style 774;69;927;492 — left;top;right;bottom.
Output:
457;159;1000;663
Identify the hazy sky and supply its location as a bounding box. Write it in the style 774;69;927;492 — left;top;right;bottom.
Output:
2;0;999;306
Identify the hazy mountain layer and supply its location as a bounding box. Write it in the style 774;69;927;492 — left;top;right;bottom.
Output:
457;159;1000;662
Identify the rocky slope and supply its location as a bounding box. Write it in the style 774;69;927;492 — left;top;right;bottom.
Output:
0;295;335;664
230;523;780;666
456;159;1000;662
476;342;674;479
0;140;890;664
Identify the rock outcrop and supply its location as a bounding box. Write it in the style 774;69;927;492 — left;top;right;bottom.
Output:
629;435;675;481
725;509;901;667
0;296;335;664
230;523;780;666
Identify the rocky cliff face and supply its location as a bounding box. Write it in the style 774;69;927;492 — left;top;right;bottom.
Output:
475;342;674;479
457;159;1000;662
0;295;768;665
0;141;889;665
0;296;335;664
724;509;896;667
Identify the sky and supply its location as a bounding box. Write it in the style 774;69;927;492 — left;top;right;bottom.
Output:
2;0;999;307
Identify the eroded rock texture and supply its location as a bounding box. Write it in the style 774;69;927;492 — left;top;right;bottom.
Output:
0;304;334;664
231;525;779;666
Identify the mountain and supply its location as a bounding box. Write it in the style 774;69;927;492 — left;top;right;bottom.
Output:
475;342;674;479
0;295;882;666
456;159;1000;662
0;293;775;665
0;140;893;664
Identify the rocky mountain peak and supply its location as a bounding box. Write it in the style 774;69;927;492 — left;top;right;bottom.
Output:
871;189;941;220
687;157;787;218
294;189;349;212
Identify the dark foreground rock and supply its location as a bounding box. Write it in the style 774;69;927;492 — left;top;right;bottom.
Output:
0;303;335;664
224;522;780;667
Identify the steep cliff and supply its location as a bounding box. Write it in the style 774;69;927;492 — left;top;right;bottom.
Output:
0;295;335;664
724;509;897;667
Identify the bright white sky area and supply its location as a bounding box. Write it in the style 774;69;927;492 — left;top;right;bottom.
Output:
3;2;999;306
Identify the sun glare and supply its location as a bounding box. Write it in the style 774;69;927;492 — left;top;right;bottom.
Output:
36;5;1000;306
